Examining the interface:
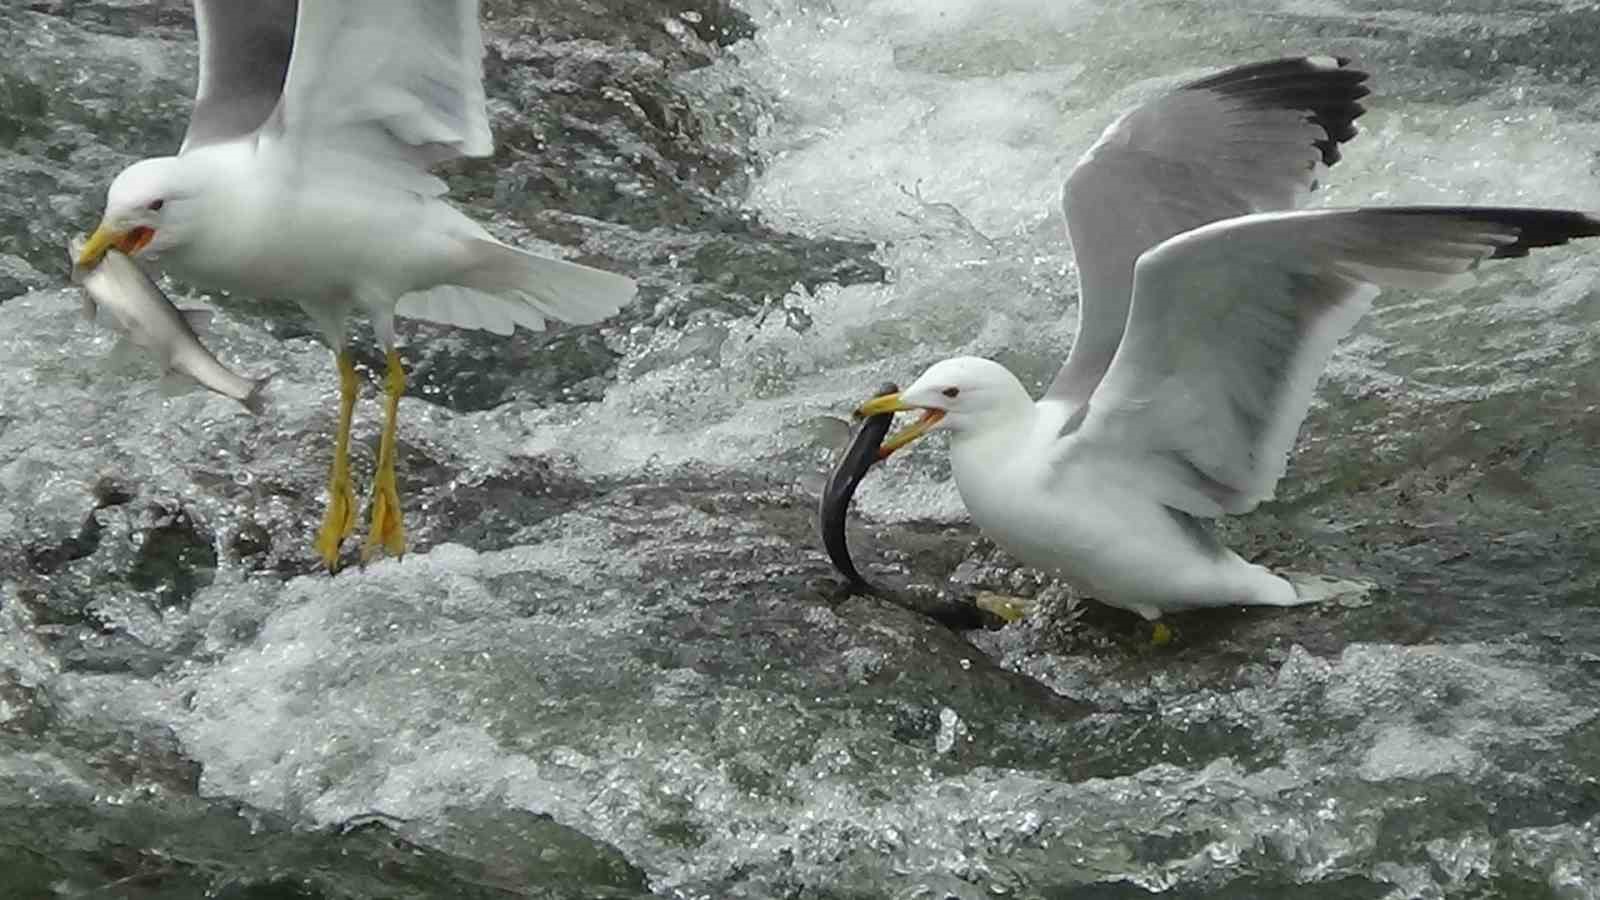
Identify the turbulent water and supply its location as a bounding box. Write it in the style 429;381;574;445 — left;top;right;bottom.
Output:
5;0;1600;897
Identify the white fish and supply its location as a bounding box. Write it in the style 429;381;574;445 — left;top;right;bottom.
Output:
68;236;268;414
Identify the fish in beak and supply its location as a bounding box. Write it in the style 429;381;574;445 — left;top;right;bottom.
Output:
819;382;899;587
854;393;946;459
68;235;268;414
818;384;1003;628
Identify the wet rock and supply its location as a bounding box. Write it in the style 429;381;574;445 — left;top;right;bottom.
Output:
413;465;602;554
92;474;136;509
0;668;53;737
415;806;651;894
346;324;626;412
0;794;650;899
127;503;218;611
24;507;103;577
227;520;272;562
0;252;50;302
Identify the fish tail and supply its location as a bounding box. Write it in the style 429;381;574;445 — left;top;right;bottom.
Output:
241;376;271;416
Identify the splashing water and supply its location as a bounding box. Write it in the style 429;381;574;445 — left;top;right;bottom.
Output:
4;0;1600;897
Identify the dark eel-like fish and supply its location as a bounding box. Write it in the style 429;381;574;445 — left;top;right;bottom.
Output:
819;382;898;587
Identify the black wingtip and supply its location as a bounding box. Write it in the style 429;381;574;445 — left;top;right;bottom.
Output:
1184;55;1371;166
1384;206;1600;258
1480;208;1600;258
1184;55;1366;90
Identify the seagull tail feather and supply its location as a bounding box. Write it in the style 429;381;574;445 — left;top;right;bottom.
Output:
460;239;637;327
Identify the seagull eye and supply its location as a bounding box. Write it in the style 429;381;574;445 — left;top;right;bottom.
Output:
942;387;960;398
147;199;165;211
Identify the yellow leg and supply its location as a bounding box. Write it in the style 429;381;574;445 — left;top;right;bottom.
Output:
1151;622;1174;646
362;348;407;562
313;351;360;571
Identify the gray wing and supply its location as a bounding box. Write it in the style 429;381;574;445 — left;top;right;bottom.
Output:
181;0;299;152
1069;207;1600;518
1048;56;1370;407
260;0;493;193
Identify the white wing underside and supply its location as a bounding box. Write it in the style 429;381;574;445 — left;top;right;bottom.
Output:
182;0;298;153
258;0;492;196
1066;207;1600;519
1050;57;1369;407
185;0;490;177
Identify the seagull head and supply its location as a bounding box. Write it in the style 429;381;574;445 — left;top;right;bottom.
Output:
856;356;1034;459
76;156;199;268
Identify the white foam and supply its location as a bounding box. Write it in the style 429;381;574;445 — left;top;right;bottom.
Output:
8;3;1600;895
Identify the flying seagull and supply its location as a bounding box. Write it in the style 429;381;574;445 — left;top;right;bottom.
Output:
857;57;1600;621
75;0;637;571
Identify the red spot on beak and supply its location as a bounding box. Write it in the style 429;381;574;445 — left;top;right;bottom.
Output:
119;226;155;255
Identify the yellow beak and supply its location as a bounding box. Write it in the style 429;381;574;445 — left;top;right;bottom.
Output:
855;392;946;459
76;223;154;269
854;393;910;418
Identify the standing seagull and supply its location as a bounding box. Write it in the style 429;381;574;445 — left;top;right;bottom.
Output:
857;57;1600;621
75;0;637;570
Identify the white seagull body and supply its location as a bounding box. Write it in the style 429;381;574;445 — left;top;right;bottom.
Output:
860;57;1600;621
76;0;637;569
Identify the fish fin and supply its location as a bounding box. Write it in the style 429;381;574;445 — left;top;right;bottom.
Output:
179;309;214;334
157;370;203;398
240;375;272;416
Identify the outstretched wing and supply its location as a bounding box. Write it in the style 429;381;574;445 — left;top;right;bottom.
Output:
260;0;493;192
1067;207;1600;517
181;0;299;152
1048;56;1370;407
